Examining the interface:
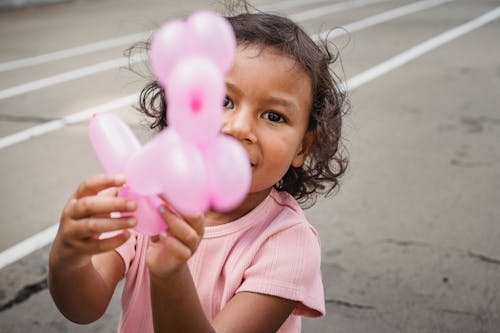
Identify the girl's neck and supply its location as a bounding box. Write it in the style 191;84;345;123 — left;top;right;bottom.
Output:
204;187;273;227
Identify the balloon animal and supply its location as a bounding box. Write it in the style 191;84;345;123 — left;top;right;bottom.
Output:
89;11;251;235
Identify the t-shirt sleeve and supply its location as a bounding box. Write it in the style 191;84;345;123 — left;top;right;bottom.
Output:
237;223;325;317
100;229;137;275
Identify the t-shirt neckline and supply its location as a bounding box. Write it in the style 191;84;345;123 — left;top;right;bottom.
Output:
203;189;277;238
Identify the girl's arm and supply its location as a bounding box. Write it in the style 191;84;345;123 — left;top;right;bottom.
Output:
149;209;295;333
150;264;295;333
49;250;124;324
48;174;136;324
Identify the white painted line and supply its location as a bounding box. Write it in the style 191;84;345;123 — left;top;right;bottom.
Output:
2;5;499;268
0;32;151;73
0;93;138;150
311;0;454;41
259;0;330;11
0;0;393;100
289;0;387;22
346;5;500;90
0;53;146;101
0;0;334;73
0;224;58;270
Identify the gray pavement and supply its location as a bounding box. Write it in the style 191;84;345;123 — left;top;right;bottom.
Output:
1;0;500;332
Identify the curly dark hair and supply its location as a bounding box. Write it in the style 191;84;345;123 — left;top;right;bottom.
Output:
132;10;349;208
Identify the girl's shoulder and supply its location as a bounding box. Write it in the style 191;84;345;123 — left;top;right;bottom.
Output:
267;189;318;235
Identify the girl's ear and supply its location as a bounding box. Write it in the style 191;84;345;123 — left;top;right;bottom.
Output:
292;130;316;168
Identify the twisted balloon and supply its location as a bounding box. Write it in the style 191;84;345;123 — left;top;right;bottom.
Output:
89;11;251;235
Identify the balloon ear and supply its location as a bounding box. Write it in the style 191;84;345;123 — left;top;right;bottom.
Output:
186;11;236;73
150;20;188;87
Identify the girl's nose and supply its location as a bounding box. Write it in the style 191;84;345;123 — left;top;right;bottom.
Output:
222;108;257;143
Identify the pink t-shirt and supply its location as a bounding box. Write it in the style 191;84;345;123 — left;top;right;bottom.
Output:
114;189;325;332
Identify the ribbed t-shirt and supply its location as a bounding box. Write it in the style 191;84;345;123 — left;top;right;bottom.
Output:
114;189;325;332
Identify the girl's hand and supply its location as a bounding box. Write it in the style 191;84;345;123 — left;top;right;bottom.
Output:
50;174;137;271
146;207;204;278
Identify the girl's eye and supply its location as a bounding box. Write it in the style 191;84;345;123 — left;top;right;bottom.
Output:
223;96;234;109
262;111;285;123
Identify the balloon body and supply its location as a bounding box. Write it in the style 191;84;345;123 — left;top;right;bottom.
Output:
205;135;251;211
159;129;209;216
88;112;141;174
119;185;166;235
186;11;236;73
125;129;179;195
166;57;224;148
150;20;188;86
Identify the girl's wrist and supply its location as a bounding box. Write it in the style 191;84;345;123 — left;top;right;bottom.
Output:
149;263;190;292
49;238;91;272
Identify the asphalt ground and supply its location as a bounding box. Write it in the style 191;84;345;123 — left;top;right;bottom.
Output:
1;0;499;332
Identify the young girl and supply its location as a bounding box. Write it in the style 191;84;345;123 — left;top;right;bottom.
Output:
48;9;348;333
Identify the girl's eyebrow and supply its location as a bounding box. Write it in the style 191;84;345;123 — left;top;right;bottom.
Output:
226;81;298;113
226;81;242;95
265;96;299;113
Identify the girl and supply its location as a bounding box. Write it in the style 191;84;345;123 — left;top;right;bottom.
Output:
48;9;348;333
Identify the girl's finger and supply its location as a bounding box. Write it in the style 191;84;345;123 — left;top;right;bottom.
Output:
71;196;136;220
76;231;132;255
98;186;120;198
75;174;126;199
184;214;205;238
68;216;136;239
159;207;201;253
162;233;192;262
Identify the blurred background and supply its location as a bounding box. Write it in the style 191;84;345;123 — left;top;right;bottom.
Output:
0;0;499;332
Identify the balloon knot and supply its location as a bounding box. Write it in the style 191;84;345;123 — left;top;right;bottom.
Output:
190;94;202;113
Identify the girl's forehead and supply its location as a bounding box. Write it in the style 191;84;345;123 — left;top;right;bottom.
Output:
233;44;307;76
228;44;313;115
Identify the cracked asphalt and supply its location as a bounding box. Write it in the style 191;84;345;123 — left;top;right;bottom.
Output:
1;0;500;332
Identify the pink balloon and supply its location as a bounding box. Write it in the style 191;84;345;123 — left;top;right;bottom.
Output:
150;20;188;86
119;185;166;235
159;129;209;215
125;129;180;195
186;11;236;73
204;135;251;211
166;57;224;148
88;112;141;174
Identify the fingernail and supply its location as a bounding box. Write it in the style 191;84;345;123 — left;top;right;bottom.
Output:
159;206;166;214
110;212;121;218
127;218;136;226
115;174;126;183
126;201;136;210
160;231;167;238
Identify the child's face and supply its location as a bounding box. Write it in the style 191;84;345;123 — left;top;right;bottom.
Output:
222;45;313;198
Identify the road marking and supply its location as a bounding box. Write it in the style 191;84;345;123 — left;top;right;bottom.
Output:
1;5;499;268
0;0;392;100
0;32;151;73
0;225;58;270
311;0;454;41
0;0;349;73
346;5;500;89
0;0;453;144
258;0;330;11
0;53;146;100
0;94;137;150
289;0;387;22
